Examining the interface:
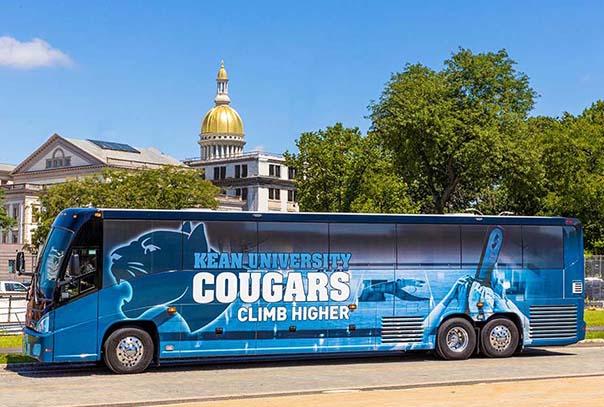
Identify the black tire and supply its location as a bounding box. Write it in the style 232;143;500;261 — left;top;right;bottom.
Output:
103;327;154;374
480;318;519;358
436;318;476;360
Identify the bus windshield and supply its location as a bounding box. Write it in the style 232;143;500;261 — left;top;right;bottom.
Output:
37;227;73;299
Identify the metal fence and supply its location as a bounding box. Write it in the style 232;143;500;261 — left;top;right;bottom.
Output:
585;255;604;307
0;293;26;335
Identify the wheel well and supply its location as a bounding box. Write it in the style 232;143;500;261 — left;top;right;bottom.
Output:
439;313;476;328
437;313;524;353
101;320;160;362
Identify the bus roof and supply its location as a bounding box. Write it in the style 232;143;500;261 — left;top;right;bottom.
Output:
57;207;579;227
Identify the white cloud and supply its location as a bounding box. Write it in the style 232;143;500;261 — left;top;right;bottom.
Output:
0;36;73;69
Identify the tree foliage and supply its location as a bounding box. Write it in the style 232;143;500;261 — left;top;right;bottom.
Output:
537;102;604;252
32;166;219;247
369;48;536;213
0;188;15;229
285;123;417;214
291;48;604;251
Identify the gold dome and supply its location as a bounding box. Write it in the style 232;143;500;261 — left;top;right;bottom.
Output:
201;104;244;135
217;60;228;80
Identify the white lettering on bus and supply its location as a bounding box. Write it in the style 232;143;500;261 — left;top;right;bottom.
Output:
191;271;351;304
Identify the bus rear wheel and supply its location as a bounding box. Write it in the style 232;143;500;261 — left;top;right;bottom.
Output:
103;327;154;374
480;318;519;358
436;318;476;360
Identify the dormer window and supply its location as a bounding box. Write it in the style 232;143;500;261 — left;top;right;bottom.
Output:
46;148;72;169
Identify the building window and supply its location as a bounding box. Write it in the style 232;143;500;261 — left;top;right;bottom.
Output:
1;232;7;244
213;166;226;180
8;260;15;274
242;164;248;177
288;167;296;180
235;188;248;200
287;190;297;202
235;164;248;178
12;205;19;220
269;164;281;178
11;233;18;244
45;148;72;169
269;188;280;200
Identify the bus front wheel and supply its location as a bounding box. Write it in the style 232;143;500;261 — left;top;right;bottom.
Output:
103;327;154;374
436;318;476;360
480;318;519;358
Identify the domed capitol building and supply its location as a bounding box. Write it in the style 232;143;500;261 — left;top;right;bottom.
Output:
0;60;297;279
185;61;298;212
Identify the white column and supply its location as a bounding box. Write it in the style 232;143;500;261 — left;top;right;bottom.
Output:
19;203;24;244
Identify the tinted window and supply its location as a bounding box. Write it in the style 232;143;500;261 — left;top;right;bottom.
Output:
330;223;395;266
461;225;522;267
103;220;184;286
203;221;257;266
523;226;563;269
397;224;460;266
258;222;328;254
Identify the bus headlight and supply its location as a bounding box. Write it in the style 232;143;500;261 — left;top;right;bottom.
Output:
36;314;50;334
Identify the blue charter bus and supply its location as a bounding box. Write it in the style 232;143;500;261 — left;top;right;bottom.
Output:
18;208;585;374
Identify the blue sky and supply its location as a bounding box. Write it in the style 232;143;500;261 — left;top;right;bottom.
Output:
1;1;603;165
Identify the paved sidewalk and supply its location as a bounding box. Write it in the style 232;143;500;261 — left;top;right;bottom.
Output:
166;376;604;407
2;346;604;407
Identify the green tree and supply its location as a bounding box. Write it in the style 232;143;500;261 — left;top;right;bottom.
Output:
0;188;15;229
537;102;604;252
32;166;219;247
370;48;536;214
285;123;417;214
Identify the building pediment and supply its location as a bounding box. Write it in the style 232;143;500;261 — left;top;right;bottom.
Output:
11;134;104;175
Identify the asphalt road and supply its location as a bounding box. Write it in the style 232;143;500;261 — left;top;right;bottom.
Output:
1;346;604;407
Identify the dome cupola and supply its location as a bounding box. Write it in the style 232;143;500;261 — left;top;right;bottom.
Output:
199;60;246;160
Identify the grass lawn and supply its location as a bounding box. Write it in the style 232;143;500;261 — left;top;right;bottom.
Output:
585;309;604;327
586;331;604;340
0;353;34;364
0;335;22;349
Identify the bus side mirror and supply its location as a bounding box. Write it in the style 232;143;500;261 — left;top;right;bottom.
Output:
16;251;26;274
68;253;80;277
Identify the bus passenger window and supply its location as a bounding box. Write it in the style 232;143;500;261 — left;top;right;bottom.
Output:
522;226;563;269
397;224;460;267
461;225;522;267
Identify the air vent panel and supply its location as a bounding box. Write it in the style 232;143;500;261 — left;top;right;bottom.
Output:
529;305;577;340
381;316;424;344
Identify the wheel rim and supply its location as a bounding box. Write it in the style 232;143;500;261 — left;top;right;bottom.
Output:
489;325;512;352
116;336;145;368
446;327;469;353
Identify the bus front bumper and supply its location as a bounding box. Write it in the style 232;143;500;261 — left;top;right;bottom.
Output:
23;327;54;363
